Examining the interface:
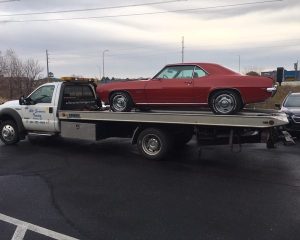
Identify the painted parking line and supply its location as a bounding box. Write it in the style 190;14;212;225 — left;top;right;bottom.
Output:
0;213;79;240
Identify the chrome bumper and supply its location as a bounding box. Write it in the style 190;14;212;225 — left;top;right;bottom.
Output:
267;85;277;96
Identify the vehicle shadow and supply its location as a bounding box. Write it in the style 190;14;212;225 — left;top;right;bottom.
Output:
24;135;300;175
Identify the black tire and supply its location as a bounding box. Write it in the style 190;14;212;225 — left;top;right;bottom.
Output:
0;120;20;145
109;92;133;112
209;90;242;115
137;128;172;161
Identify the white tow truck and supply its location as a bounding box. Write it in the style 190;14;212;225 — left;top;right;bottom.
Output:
0;79;294;160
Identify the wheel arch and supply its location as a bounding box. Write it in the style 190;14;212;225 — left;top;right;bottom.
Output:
132;125;143;145
208;88;244;105
0;108;26;138
109;90;133;102
132;124;177;144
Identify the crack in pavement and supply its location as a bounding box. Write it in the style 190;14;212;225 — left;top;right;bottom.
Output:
0;153;93;240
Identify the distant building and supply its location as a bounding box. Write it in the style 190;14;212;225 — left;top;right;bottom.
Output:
261;69;300;81
284;70;300;81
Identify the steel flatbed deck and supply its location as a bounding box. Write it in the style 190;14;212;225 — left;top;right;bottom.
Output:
58;109;289;128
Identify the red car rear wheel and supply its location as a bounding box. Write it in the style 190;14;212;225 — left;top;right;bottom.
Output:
209;90;242;115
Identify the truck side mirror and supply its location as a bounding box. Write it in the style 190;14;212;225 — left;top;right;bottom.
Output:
275;103;281;109
19;96;26;105
19;96;34;105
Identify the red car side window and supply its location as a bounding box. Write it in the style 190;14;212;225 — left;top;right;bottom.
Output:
193;66;207;78
157;65;195;79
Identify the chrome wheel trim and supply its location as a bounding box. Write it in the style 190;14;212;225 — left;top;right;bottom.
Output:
2;125;16;142
112;94;127;111
214;94;236;114
141;134;161;156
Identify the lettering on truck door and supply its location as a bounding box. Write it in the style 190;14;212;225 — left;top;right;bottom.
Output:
22;85;57;132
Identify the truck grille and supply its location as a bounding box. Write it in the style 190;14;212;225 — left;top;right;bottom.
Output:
292;115;300;123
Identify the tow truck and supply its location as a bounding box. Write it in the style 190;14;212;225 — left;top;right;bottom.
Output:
0;78;294;160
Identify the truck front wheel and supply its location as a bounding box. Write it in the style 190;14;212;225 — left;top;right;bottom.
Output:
137;128;172;161
0;120;20;145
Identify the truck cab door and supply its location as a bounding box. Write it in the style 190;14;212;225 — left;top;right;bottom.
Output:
22;84;57;132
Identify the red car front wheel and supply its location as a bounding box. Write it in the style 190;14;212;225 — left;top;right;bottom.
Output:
110;92;133;112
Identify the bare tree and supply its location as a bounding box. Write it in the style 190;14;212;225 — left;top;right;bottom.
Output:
4;49;24;97
23;58;43;94
0;49;44;99
246;71;260;76
0;51;7;77
243;66;264;76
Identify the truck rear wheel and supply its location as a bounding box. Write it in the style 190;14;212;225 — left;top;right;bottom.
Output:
137;128;172;161
0;120;20;145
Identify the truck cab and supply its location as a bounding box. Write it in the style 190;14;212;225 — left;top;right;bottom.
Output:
0;80;99;144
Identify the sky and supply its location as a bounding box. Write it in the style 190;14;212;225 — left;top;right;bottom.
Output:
0;0;299;78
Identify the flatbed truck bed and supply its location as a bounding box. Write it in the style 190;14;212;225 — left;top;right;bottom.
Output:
58;109;288;128
57;109;293;160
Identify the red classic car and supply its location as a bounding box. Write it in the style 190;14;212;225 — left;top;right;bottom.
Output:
97;63;277;114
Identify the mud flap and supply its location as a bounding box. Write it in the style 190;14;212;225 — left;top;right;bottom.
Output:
281;130;295;146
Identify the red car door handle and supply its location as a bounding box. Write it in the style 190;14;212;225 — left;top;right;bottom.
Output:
185;81;192;84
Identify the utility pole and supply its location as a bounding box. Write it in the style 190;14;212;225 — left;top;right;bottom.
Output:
102;49;109;79
295;60;298;81
46;49;49;80
181;36;185;63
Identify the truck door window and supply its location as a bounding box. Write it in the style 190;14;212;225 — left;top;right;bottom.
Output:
29;85;55;104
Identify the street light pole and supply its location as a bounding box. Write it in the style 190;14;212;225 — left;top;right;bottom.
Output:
181;36;185;63
46;49;49;79
102;49;109;79
295;60;298;81
238;55;241;73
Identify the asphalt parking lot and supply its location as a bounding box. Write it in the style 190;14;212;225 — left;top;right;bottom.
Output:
0;136;300;240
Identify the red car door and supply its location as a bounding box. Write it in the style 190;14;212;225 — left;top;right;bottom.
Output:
192;66;211;104
144;65;196;104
